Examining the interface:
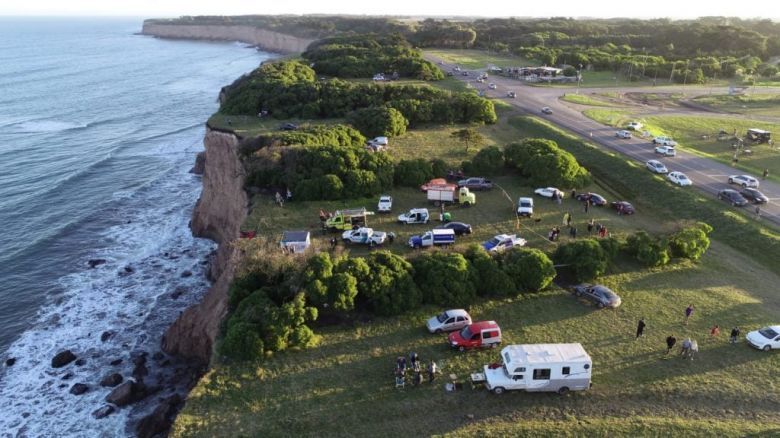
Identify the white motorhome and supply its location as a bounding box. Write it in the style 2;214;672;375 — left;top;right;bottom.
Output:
474;343;592;395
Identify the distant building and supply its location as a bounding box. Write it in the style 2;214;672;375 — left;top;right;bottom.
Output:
280;230;311;253
502;66;576;82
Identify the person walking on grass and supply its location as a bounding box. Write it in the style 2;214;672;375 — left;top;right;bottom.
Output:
755;205;761;219
566;211;573;227
569;226;577;239
684;304;694;325
730;327;740;344
763;168;769;180
428;360;437;383
636;318;646;339
587;219;595;235
584;201;590;213
562;212;569;226
665;335;677;354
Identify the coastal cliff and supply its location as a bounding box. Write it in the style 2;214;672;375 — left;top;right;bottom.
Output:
162;129;247;364
141;22;314;54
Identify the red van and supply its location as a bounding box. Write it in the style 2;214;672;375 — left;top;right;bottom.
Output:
448;321;502;351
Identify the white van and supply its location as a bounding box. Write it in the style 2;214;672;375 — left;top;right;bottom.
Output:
474;343;592;395
516;197;534;217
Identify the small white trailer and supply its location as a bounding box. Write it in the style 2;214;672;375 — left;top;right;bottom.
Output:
472;343;592;395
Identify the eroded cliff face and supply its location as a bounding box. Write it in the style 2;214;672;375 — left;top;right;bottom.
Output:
141;22;314;54
162;129;247;364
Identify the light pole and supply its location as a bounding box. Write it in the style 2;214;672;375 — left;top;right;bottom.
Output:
577;63;582;94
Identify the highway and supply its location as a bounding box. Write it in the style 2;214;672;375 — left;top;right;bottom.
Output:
430;57;780;227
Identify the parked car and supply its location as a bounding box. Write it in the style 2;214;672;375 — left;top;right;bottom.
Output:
507;91;516;98
377;195;393;213
436;221;473;236
646;160;669;174
652;136;677;146
611;201;635;215
728;174;759;188
740;188;768;204
420;178;448;192
516;197;534;217
654;145;676;157
341;227;387;246
667;171;692;186
448;321;502;351
746;326;780;351
426;309;472;333
482;234;526;252
279;122;298;131
397;208;430;224
488;83;497;89
717;189;748;206
462;71;469;76
534;187;563;199
615;130;632;139
476;77;485;83
572;284;622;308
541;107;553;114
457;177;493;191
626;121;643;131
575;192;607;206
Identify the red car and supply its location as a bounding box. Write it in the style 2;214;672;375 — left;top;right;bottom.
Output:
448;321;502;351
611;201;635;215
420;178;448;192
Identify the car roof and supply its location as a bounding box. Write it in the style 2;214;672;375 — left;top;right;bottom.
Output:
444;309;470;318
447;221;468;227
721;188;739;194
379;195;392;200
518;197;533;202
469;320;499;330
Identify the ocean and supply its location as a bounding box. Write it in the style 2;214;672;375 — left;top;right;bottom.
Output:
0;18;268;436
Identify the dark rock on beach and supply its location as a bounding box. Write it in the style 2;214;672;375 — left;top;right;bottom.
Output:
136;394;183;438
100;373;124;387
69;383;89;395
88;259;107;268
51;350;77;368
110;358;123;366
61;372;74;380
105;381;136;406
100;331;115;342
180;270;192;278
75;358;87;366
170;286;188;299
190;151;206;175
92;405;115;420
5;357;16;367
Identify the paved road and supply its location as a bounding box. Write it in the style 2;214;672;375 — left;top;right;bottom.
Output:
431;59;780;226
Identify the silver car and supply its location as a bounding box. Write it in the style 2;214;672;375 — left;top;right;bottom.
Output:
426;309;472;333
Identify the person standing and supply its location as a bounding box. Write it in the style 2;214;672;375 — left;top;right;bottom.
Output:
584;200;590;213
556;191;563;205
763;168;769;180
428;360;437;383
755;205;761;219
566;211;573;227
665;335;677;354
636;318;646;339
730;327;740;344
684;304;694;325
710;325;720;338
570;189;576;199
569;226;577;239
562;212;569;226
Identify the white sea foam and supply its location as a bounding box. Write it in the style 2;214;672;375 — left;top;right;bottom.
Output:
7;120;89;134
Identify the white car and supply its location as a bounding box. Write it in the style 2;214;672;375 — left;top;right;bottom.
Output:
397;208;430;224
627;121;643;131
615;130;632;139
652;136;677;146
516;197;534;217
667;171;692;186
341;227;387;246
746;326;780;351
655;145;676;156
426;309;473;334
646;160;668;174
488;83;497;89
541;107;553;114
534;187;563;199
482;234;527;252
377;195;393;212
728;174;759;188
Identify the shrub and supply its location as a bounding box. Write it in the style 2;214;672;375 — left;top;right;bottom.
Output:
357;251;420;315
462;244;516;297
219;322;264;361
430;158;448;178
626;231;670;267
348;106;409;138
501;248;556;292
394;159;434;187
668;222;712;261
553;239;609;282
469;145;505;175
598;236;622;261
504;138;590;188
412;252;477;308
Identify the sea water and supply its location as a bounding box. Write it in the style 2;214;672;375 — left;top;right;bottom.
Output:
0;18;268;435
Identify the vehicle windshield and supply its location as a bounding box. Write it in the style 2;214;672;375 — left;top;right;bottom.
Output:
488;238;501;245
520;201;531;207
380;197;390;202
459;326;473;339
437;312;449;323
759;328;779;339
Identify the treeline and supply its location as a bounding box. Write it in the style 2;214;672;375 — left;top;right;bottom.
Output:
220;61;495;124
303;34;443;80
221;242;556;360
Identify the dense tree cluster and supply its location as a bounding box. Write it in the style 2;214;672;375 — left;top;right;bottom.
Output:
504;138;591;188
303;34;444;80
347;107;408;138
239;124;365;156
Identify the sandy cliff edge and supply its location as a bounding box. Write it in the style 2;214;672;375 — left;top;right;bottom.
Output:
141;22;314;54
162;129;247;364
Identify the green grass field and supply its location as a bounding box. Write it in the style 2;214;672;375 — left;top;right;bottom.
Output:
693;94;780;117
424;49;538;69
560;93;621;107
173;79;780;437
582;109;780;183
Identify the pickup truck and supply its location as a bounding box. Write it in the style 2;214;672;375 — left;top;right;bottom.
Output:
457;177;493;191
408;229;456;249
341;227;387;246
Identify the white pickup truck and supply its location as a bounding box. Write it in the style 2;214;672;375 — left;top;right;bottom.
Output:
341;227;387;246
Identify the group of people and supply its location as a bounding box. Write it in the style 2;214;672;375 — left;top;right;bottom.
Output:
274;189;292;207
547;215;608;242
395;353;437;388
635;304;743;360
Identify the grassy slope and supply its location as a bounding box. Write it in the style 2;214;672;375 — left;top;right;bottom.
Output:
693;93;780;118
423;49;538;69
582;109;780;183
560;93;620;107
173;111;780;437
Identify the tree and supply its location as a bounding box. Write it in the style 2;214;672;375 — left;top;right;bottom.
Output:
626;231;670;267
219;322;264;360
502;248;556;292
668;222;712;261
462;244;516;297
394;159;434;187
412;252;477;308
468;145;505;175
357;251;420;315
348;106;408;138
504;138;591;188
451;128;485;153
553;239;609;282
